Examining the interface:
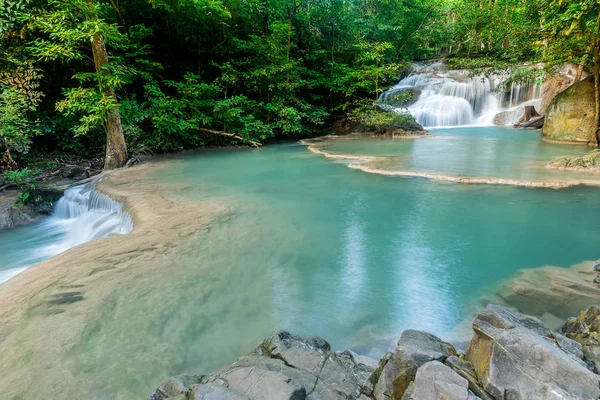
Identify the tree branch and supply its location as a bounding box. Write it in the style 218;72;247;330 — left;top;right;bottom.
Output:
198;128;262;148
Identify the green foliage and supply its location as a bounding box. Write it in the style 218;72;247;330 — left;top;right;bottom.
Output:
0;0;439;157
3;167;40;205
0;87;41;161
348;106;418;134
9;0;599;159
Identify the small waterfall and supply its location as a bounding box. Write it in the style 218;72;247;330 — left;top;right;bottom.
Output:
0;183;133;284
53;184;133;249
381;62;543;128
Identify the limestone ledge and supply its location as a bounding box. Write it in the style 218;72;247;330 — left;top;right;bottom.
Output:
0;161;230;399
303;136;600;189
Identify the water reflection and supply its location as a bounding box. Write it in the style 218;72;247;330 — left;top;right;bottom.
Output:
391;187;459;337
327;127;593;182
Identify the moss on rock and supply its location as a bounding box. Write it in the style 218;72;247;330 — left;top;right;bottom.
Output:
547;149;600;171
542;76;596;144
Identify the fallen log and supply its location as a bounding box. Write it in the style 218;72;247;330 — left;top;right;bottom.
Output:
198;128;262;148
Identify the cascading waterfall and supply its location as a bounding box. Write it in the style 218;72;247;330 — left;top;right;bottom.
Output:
0;183;133;284
381;62;543;128
53;184;133;248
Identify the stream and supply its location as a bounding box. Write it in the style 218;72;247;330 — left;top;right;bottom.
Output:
2;65;600;399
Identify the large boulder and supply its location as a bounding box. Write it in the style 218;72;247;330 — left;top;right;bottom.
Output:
542;76;595;144
563;305;600;363
0;190;34;229
465;304;600;400
150;331;375;400
540;63;584;114
374;330;457;400
401;361;481;400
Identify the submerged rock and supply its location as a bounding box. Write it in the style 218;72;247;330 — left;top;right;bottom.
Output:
542;76;596;144
465;304;600;400
497;264;600;320
374;329;457;400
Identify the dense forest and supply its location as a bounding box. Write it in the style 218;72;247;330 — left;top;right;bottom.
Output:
1;0;599;172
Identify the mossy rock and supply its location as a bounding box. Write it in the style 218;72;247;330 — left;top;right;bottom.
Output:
381;87;421;108
542;76;595;144
547;149;600;171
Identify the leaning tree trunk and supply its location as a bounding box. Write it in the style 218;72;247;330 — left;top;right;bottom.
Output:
91;32;127;169
592;12;600;147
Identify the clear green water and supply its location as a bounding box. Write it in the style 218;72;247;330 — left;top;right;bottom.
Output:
3;127;600;398
325;127;594;182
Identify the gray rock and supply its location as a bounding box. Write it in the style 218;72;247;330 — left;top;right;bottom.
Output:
0;190;34;229
402;361;481;400
444;357;492;400
374;330;457;400
562;305;600;363
189;383;249;400
203;367;307;400
197;331;373;400
465;304;600;400
148;374;203;400
61;164;87;179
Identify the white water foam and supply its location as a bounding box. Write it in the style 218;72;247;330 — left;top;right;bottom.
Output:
0;183;133;284
381;63;543;128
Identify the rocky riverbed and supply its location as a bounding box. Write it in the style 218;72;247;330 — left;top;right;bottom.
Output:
150;303;600;400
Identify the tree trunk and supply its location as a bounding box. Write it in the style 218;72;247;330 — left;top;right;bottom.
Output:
91;33;127;169
591;13;600;147
575;61;585;82
517;105;540;125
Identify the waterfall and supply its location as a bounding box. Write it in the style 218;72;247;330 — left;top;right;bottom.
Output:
381;62;543;128
53;184;133;249
0;183;133;284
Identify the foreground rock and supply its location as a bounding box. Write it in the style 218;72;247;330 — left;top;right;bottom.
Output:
542;76;596;144
151;331;375;400
152;305;600;400
402;361;480;400
465;305;600;400
563;305;600;364
374;330;457;399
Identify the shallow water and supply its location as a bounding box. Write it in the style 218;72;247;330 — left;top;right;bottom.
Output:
323;127;593;182
0;185;132;284
4;128;600;399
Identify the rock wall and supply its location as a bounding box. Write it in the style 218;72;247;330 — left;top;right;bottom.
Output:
150;304;600;400
539;63;583;114
542;76;596;144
